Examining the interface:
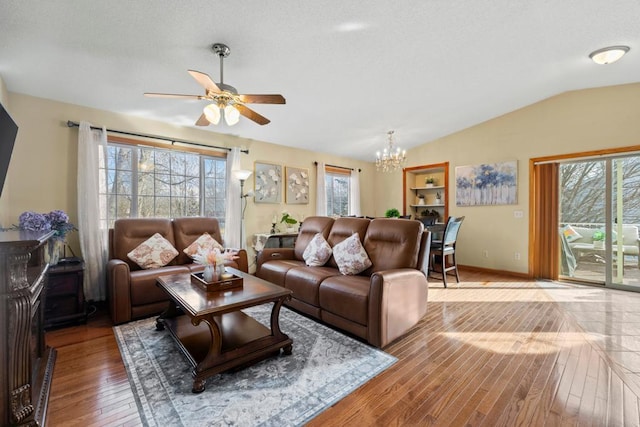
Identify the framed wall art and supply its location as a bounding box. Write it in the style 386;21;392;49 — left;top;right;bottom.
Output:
455;160;518;206
254;162;282;203
285;166;309;204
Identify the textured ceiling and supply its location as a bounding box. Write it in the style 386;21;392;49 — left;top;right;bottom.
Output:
1;1;639;161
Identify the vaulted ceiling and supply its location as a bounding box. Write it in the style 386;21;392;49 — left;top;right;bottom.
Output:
1;1;638;160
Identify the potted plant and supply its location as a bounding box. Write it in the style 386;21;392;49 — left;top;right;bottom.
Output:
592;229;605;249
280;211;298;232
425;177;436;188
385;208;400;218
417;194;425;205
435;192;442;205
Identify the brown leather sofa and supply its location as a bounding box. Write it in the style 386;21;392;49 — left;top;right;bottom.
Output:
256;216;431;348
107;217;248;324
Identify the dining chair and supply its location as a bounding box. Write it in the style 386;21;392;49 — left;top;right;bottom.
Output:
429;216;465;287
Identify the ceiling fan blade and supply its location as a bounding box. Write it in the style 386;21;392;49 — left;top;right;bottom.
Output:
195;113;210;126
238;94;286;104
235;105;270;125
144;92;203;100
188;70;221;93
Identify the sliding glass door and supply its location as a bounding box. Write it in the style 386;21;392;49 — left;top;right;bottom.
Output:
559;155;640;290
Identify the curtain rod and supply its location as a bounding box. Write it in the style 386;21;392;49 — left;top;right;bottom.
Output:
66;120;249;154
314;161;361;172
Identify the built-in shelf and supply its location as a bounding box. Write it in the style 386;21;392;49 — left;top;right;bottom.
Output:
403;162;449;223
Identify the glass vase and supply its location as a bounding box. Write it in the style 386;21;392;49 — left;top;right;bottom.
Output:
203;265;215;282
46;239;63;266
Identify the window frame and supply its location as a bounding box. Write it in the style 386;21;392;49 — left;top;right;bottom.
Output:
101;135;227;227
325;166;351;217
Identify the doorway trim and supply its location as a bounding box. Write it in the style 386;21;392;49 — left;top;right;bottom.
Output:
529;144;640;280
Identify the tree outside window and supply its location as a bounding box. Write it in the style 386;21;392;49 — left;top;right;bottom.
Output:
100;141;226;229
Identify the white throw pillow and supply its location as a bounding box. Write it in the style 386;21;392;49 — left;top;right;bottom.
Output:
302;233;332;266
332;232;372;275
561;225;582;243
183;232;224;258
127;233;178;269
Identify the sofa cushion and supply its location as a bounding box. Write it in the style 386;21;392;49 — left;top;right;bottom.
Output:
363;218;423;274
319;275;370;325
284;266;341;306
113;218;175;271
173;217;225;265
127;233;179;269
325;217;371;269
293;216;335;261
183;232;224;258
561;224;582;243
302;233;332;266
129;266;190;306
257;259;306;286
333;233;372;275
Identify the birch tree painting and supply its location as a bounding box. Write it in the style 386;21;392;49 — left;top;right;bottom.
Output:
456;161;517;206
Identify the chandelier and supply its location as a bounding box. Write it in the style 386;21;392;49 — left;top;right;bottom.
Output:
376;130;406;172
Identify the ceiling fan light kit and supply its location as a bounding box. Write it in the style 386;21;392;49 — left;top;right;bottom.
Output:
144;42;285;126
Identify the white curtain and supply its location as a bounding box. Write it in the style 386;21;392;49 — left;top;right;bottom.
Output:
77;122;108;301
349;169;361;216
224;147;242;249
315;162;327;216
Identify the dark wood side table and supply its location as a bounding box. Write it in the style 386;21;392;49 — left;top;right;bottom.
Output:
45;260;87;329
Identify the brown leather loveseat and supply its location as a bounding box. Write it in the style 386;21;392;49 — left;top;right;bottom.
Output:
107;217;248;324
256;216;431;348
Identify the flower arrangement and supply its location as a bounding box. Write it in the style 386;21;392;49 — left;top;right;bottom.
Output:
280;211;298;225
192;247;238;267
18;210;76;241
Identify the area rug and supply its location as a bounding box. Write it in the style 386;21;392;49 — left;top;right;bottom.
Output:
114;306;396;427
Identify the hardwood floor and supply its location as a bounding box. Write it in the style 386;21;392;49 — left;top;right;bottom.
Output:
45;270;640;426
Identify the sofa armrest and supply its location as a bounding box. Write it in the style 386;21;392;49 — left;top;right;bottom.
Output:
367;268;428;348
417;231;432;277
256;248;296;274
107;258;133;325
234;249;249;273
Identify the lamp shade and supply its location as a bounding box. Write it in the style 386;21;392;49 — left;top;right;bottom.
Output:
224;105;241;126
203;103;221;124
233;169;253;181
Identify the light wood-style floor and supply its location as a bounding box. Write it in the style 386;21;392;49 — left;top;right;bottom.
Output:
45;271;640;426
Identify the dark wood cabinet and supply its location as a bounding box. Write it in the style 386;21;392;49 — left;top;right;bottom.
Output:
45;260;87;329
0;229;56;426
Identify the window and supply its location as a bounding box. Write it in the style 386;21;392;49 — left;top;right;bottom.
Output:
100;138;226;228
325;168;350;216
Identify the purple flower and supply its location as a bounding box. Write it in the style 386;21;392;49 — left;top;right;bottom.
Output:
18;211;51;231
17;210;76;241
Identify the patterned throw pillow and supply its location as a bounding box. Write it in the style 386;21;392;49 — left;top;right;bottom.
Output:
127;233;178;269
302;233;332;266
332;232;372;275
561;225;582;243
183;232;224;258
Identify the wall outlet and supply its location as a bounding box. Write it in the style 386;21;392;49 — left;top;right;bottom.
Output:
482;249;489;258
514;252;521;260
514;210;524;218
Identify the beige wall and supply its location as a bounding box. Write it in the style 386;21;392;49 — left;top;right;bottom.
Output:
0;75;8;107
0;93;375;268
5;83;640;276
376;82;640;274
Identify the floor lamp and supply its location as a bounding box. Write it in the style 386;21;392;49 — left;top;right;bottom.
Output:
233;169;253;249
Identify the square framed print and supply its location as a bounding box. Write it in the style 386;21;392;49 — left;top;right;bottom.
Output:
285;166;309;204
254;162;282;203
455;160;518;206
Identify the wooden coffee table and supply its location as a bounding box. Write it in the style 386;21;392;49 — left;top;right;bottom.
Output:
155;267;293;393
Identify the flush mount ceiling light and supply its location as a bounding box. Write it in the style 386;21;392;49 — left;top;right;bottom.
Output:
589;46;630;65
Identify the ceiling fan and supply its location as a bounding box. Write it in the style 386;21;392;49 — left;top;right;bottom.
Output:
144;43;285;126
